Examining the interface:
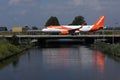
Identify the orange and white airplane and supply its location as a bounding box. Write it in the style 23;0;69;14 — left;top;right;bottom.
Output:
42;15;105;35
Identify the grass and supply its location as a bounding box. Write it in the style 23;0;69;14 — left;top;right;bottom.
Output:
95;42;120;57
0;40;21;60
0;39;32;61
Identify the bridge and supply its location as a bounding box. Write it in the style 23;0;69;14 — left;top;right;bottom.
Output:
0;35;120;44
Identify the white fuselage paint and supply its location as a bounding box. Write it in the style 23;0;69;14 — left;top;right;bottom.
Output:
42;25;93;32
79;25;94;31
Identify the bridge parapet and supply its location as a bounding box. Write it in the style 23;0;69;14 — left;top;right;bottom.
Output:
0;35;120;44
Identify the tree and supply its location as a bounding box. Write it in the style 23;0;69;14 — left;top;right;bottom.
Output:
32;26;38;30
23;26;30;31
11;34;19;45
45;16;60;27
70;16;87;25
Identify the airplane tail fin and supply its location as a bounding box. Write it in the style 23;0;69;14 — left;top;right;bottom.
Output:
90;15;105;31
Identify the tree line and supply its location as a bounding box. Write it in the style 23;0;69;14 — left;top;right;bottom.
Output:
16;15;87;30
27;16;120;30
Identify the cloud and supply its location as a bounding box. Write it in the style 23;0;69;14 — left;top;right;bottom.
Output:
8;0;101;11
13;9;28;16
9;0;20;5
20;10;27;15
8;0;36;17
1;0;119;28
8;0;35;6
72;0;84;6
71;0;102;10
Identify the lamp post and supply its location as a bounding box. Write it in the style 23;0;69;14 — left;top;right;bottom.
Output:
112;25;114;44
19;32;21;44
112;22;118;44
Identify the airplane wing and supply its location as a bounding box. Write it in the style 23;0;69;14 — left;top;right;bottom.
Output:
68;24;84;35
68;28;79;35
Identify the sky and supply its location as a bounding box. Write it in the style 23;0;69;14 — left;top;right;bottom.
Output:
0;0;120;29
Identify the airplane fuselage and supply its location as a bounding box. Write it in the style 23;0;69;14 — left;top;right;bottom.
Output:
42;15;105;35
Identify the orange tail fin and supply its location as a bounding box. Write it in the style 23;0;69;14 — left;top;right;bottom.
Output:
90;15;105;31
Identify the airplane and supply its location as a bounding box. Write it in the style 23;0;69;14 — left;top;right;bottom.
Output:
42;15;105;35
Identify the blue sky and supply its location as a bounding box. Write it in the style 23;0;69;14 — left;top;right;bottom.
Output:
0;0;120;29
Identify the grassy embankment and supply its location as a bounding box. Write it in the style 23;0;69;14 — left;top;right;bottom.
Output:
95;42;120;57
0;40;31;61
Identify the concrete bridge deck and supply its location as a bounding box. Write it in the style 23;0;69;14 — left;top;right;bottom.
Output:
0;35;120;38
0;35;120;44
